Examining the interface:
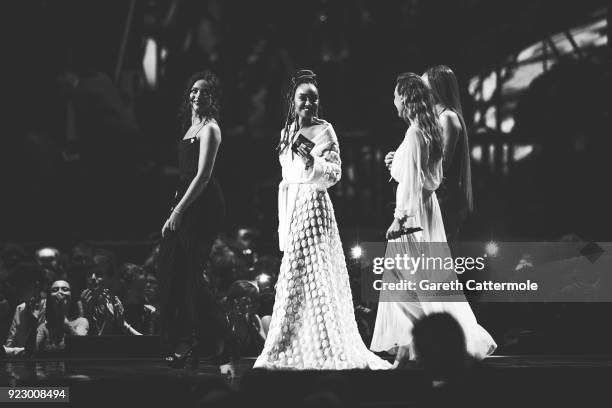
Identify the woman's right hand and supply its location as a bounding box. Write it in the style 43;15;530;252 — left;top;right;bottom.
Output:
384;151;395;170
296;145;314;169
385;218;403;240
161;210;183;237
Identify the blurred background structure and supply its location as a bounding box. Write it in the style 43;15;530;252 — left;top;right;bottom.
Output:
3;0;611;245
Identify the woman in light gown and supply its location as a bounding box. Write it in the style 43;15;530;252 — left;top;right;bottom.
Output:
254;70;391;370
385;65;473;242
371;73;496;365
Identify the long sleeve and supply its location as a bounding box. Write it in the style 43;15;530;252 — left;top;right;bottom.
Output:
4;302;42;348
391;129;423;220
301;125;341;189
5;305;23;347
35;324;47;352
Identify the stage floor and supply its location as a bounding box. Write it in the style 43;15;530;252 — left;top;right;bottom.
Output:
3;356;612;407
5;355;612;383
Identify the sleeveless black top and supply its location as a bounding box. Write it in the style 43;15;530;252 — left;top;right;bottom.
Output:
437;109;465;208
173;137;225;227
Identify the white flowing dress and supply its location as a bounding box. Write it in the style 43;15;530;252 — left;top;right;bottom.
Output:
370;124;496;360
254;122;391;370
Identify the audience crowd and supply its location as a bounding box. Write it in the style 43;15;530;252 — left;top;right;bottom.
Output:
0;227;379;361
3;231;608;408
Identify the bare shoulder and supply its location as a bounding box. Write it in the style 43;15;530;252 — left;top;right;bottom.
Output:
200;120;222;145
439;110;461;131
205;119;221;136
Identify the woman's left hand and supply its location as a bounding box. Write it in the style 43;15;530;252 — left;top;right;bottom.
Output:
386;218;403;240
162;210;183;237
384;151;395;170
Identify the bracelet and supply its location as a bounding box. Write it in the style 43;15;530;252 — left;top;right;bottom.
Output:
172;208;183;214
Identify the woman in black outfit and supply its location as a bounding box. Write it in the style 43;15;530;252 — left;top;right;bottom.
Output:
158;70;233;376
422;65;473;242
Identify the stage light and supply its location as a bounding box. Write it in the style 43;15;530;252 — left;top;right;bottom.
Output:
36;247;58;258
142;37;157;88
501;117;515;133
351;245;362;259
513;145;534;161
485;241;499;257
471;145;483;162
256;273;271;284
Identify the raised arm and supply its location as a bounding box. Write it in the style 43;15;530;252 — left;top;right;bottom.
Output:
302;125;341;189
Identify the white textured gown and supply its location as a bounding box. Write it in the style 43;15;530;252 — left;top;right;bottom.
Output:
254;122;391;370
370;124;497;360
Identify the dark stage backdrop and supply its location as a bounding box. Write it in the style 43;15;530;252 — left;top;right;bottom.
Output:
3;0;611;244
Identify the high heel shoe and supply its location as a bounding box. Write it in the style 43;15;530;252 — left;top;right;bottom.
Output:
166;345;200;369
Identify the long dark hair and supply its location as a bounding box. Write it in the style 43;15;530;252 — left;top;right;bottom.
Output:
276;69;320;154
396;72;444;172
178;70;221;134
424;65;463;116
424;65;473;212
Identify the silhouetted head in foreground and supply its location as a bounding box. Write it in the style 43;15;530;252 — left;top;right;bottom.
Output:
412;312;469;379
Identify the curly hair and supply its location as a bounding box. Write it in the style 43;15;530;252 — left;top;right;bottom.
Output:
178;70;221;134
276;69;321;155
396;72;444;171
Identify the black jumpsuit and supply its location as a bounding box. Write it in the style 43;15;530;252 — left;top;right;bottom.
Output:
158;136;231;363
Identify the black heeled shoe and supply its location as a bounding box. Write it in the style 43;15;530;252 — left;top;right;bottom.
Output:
166;345;200;369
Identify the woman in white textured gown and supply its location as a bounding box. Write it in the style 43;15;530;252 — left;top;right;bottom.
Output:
370;73;496;365
254;70;391;370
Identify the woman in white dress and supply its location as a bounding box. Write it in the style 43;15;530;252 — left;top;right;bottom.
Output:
371;72;496;365
385;65;473;242
254;70;391;370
